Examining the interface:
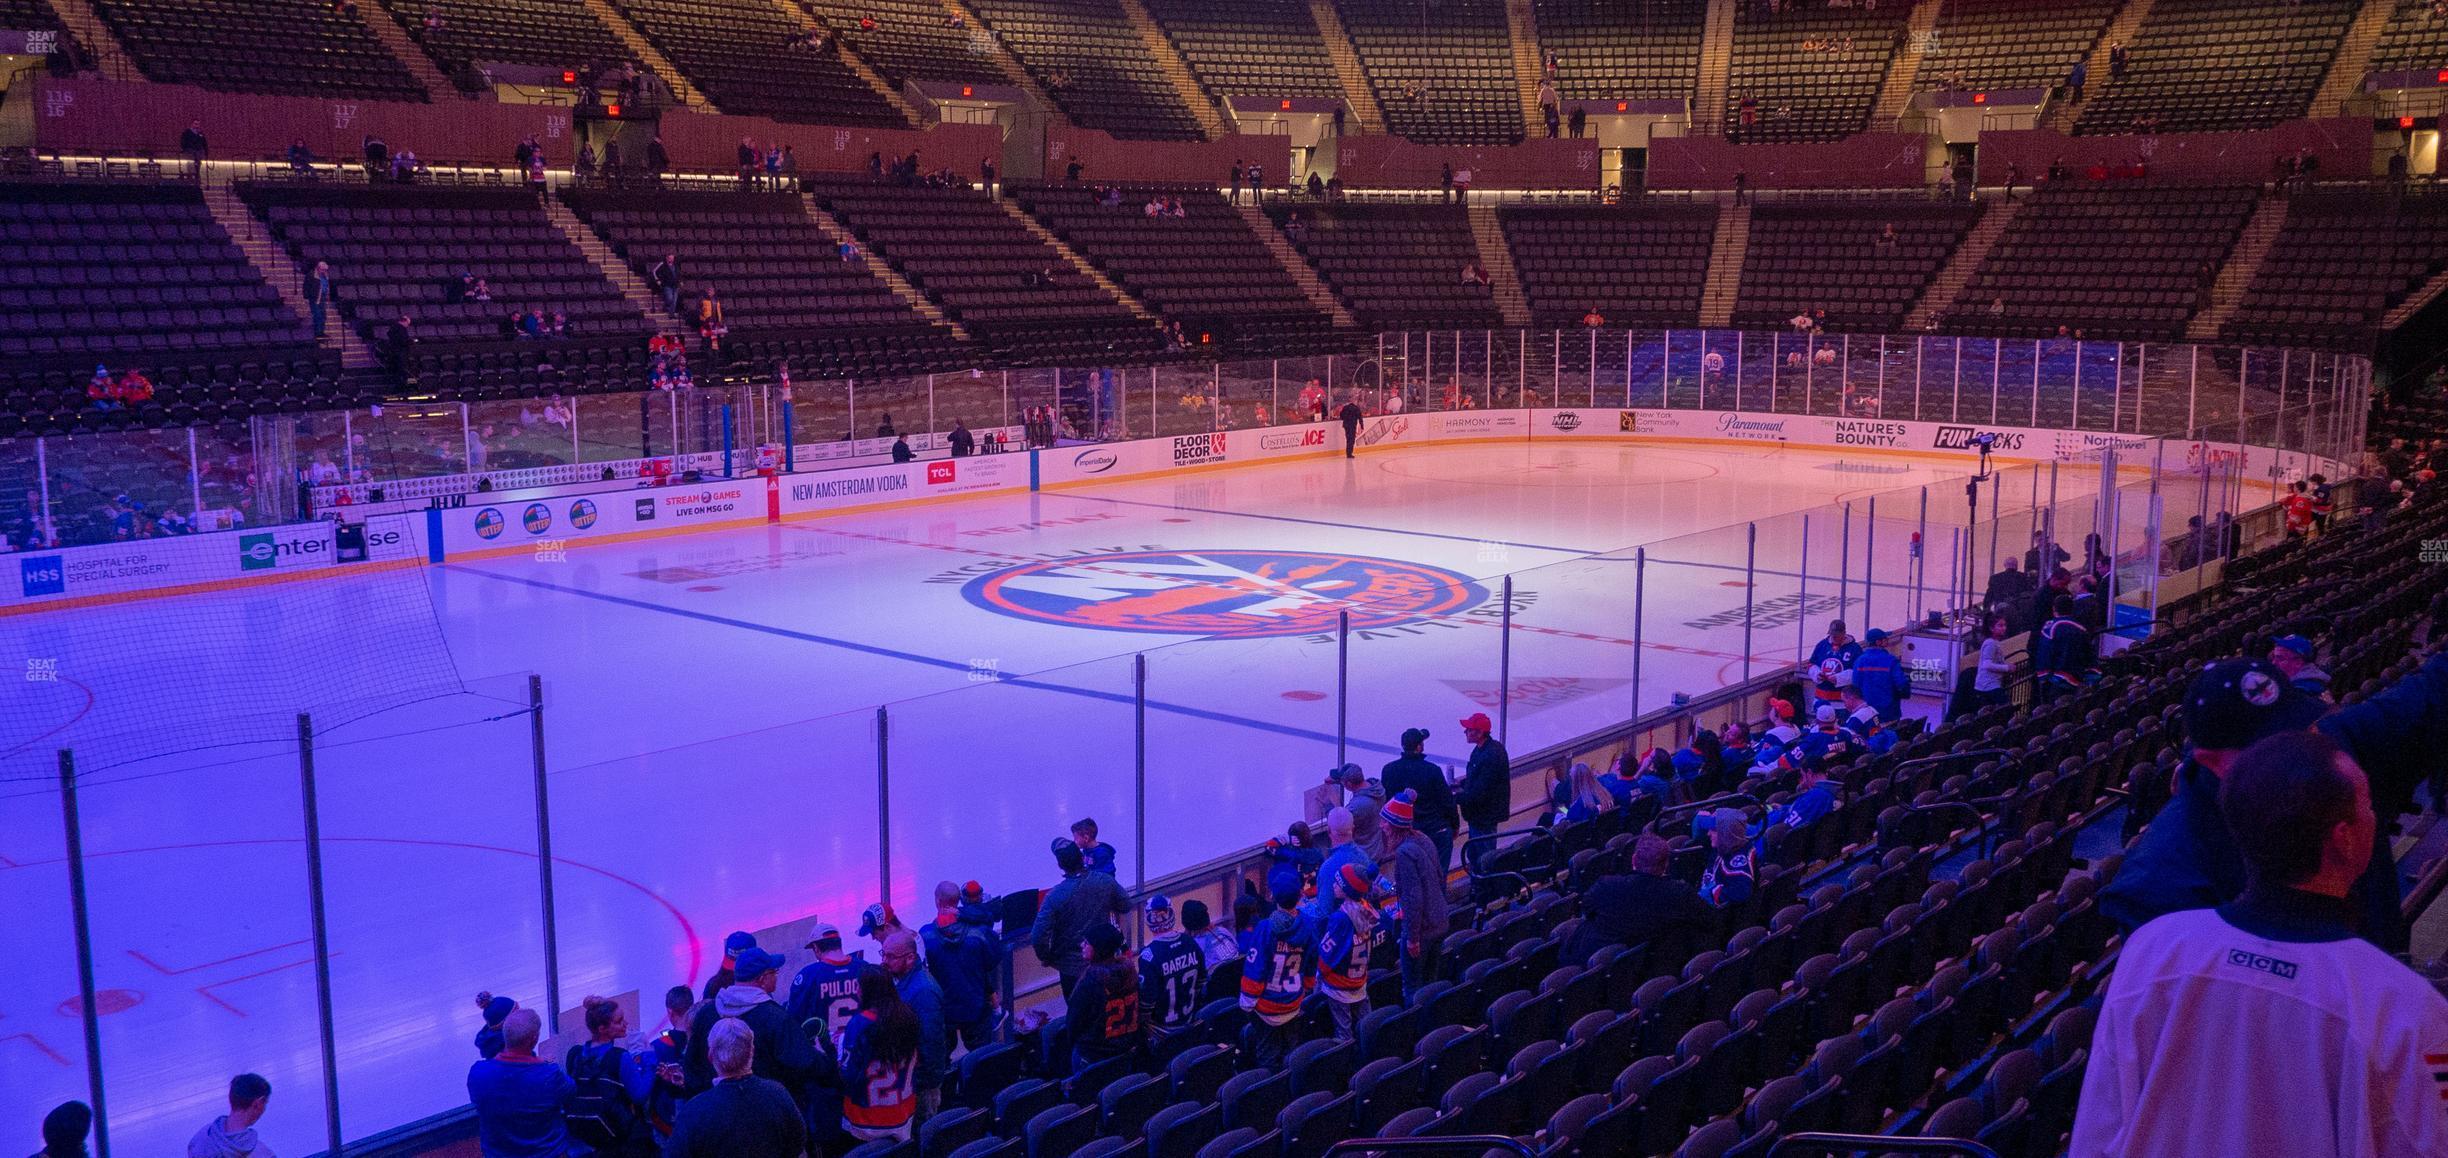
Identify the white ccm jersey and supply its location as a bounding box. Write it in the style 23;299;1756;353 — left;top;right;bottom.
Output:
2072;907;2448;1158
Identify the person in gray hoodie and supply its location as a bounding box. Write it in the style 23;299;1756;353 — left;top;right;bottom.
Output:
188;1073;272;1157
681;948;818;1103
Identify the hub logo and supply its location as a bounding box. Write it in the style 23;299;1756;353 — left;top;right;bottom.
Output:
1171;433;1228;467
1072;449;1119;474
239;532;280;570
1933;426;2025;452
964;549;1488;639
19;555;64;597
239;530;331;570
1550;411;1583;432
927;461;958;485
522;503;554;536
569;499;599;530
474;508;506;540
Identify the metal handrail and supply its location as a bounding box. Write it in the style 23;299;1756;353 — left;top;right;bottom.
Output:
1767;1133;2001;1158
1325;1136;1537;1158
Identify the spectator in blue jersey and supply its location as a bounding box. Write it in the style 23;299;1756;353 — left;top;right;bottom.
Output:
468;1008;575;1158
1671;734;1721;798
640;986;693;1140
1138;896;1206;1046
1788;703;1853;769
664;1018;804;1158
2031;594;2093;704
1241;868;1319;1067
1600;749;1668;810
1717;721;1754;775
1850;628;1909;722
1317;863;1382;1041
1548;761;1606;825
881;930;947;1120
784;919;878;1055
1070;817;1119;877
1805;620;1863;710
685;948;816;1102
1380;727;1459;869
1068;922;1143;1071
1839;685;1895;755
187;1072;272;1158
2270;634;2332;701
839;971;921;1144
921;881;1003;1050
1773;760;1838;831
1749;699;1805;774
474;992;517;1059
2106;651;2448;953
1455;712;1512;870
1311;807;1375;917
1568;834;1714;964
1698;808;1757;908
1033;841;1130;996
1267;819;1324;882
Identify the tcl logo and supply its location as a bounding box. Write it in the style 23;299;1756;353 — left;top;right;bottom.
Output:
927;461;957;485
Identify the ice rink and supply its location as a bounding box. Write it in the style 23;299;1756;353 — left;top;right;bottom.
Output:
0;436;2197;1154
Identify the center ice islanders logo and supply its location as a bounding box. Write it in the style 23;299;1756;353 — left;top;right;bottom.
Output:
964;550;1488;639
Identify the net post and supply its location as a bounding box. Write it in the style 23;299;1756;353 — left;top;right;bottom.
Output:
1631;548;1646;723
876;705;891;907
529;675;561;1032
58;749;110;1158
1743;523;1758;682
1498;576;1514;743
1135;654;1147;897
1797;513;1810;663
297;714;343;1157
1865;496;1878;631
1336;610;1350;769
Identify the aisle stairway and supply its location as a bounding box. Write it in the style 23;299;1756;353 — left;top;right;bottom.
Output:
1465;203;1533;326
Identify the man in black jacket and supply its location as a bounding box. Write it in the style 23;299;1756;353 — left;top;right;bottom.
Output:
1455;712;1510;870
1567;834;1715;964
666;1017;807;1158
1338;395;1365;458
1380;727;1458;869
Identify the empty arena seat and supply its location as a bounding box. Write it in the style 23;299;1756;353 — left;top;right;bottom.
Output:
608;0;909;124
801;0;1008;85
2373;0;2448;76
563;186;972;376
1141;0;1343;105
1725;2;1911;142
1267;203;1501;329
1534;0;1703;104
1733;201;1981;334
962;0;1209;139
1501;203;1716;328
90;0;430;100
1950;182;2257;342
1915;0;2121;95
241;181;654;398
2073;0;2359;135
1011;182;1345;353
376;0;629;74
804;173;1164;365
1333;0;1524;144
2223;190;2448;352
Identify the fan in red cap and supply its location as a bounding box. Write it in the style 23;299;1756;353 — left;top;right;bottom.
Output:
1455;711;1510;870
